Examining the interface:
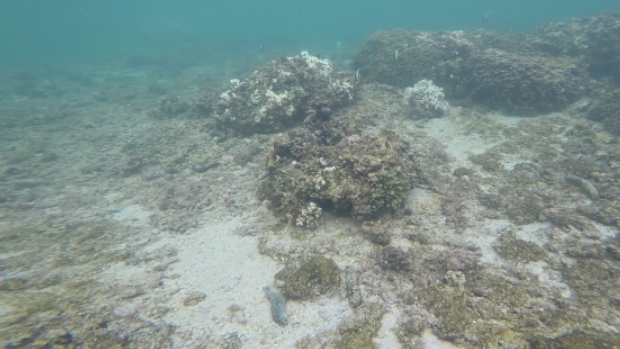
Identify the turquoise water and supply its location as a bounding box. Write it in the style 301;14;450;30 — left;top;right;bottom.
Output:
1;0;618;67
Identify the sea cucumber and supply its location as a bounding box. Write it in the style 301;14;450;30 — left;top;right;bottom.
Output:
345;265;362;307
191;162;221;173
264;285;288;325
564;175;600;200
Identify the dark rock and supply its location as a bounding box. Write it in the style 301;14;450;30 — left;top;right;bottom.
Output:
376;246;412;272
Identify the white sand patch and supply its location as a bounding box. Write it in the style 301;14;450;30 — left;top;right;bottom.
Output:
374;309;402;349
142;217;352;347
421;328;463;348
406;188;443;213
423;117;500;169
420;111;536;171
111;204;150;222
596;223;620;239
406;188;509;265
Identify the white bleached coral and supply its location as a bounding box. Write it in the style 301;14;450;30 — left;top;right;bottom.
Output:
404;79;450;118
300;51;333;77
295;202;322;228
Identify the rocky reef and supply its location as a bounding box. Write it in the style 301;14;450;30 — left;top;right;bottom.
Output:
456;49;587;116
528;11;620;85
259;116;420;227
352;29;475;89
353;25;593;116
213;51;356;135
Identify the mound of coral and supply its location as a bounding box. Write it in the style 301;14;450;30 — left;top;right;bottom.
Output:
528;11;620;84
456;49;587;116
353;26;592;116
274;256;340;300
259;117;420;227
213;51;356;135
352;29;475;89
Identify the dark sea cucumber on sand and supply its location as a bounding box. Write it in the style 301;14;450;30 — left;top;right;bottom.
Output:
564;175;600;200
264;285;289;325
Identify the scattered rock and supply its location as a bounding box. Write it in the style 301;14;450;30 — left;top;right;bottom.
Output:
183;291;207;306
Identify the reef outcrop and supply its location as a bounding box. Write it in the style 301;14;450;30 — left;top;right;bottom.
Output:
456;49;586;116
259;116;420;227
213;51;356;135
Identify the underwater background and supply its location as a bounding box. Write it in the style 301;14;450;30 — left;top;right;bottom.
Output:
2;1;620;349
1;0;619;68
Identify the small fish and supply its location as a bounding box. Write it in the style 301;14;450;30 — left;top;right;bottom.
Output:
355;69;361;82
394;49;399;61
483;11;495;22
259;45;264;51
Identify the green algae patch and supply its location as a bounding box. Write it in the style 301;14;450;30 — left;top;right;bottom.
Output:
562;241;620;306
494;231;548;263
333;307;385;349
425;286;475;340
529;329;620;349
275;256;341;300
398;261;588;348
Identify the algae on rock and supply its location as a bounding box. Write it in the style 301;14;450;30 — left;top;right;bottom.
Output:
259;117;420;226
275;256;340;300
